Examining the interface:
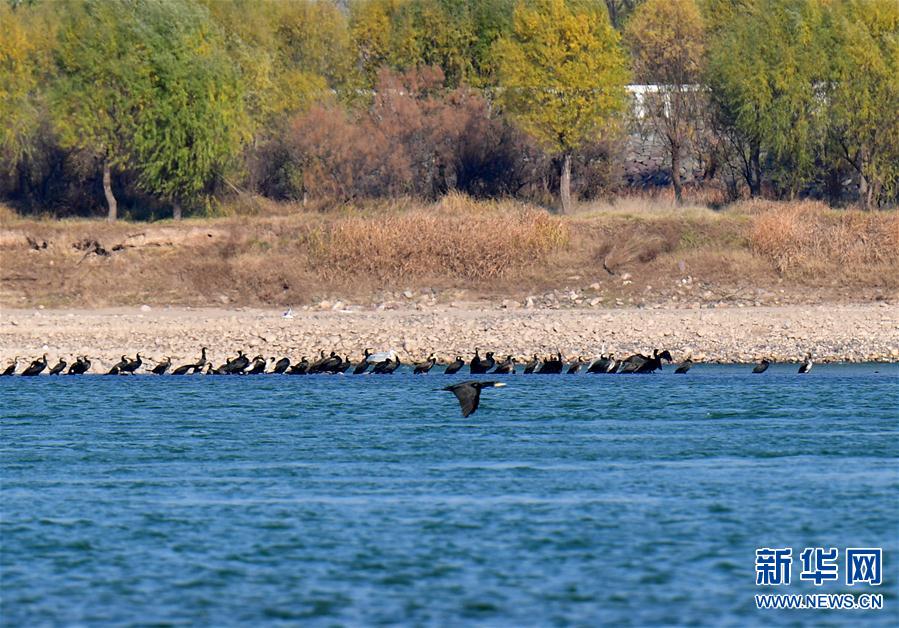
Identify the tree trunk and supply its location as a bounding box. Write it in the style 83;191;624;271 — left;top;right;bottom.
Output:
856;148;870;210
102;159;117;222
559;152;572;215
173;201;182;221
670;141;682;204
749;143;762;198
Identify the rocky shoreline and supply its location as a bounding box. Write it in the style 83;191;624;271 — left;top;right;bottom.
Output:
1;303;898;372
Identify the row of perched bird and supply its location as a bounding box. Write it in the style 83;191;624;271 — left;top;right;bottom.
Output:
1;348;814;377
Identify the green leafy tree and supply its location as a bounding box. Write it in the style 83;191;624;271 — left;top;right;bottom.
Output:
129;0;248;219
495;0;628;213
626;0;705;203
51;0;152;220
52;0;248;220
706;0;828;198
825;0;899;208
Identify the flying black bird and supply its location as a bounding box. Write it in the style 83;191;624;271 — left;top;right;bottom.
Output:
442;380;507;417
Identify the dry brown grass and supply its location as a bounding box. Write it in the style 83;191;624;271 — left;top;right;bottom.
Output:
748;201;899;279
304;193;568;281
1;194;897;307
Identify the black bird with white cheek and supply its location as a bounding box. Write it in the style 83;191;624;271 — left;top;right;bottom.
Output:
442;380;506;417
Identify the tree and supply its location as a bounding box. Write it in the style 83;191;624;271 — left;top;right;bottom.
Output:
51;0;152;221
626;0;705;203
494;0;628;213
129;0;249;219
52;0;248;220
0;2;54;173
706;0;829;199
825;0;899;208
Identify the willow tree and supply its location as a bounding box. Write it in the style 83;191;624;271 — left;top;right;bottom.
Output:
626;0;705;203
0;2;55;173
825;0;899;208
706;0;828;198
52;0;247;220
52;0;150;221
495;0;628;213
130;0;248;219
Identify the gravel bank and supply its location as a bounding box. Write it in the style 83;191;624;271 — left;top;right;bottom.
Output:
1;303;897;372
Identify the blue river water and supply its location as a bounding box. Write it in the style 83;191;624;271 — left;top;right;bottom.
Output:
2;364;897;626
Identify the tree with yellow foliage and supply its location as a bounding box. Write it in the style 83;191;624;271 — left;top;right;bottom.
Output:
494;0;628;213
626;0;705;203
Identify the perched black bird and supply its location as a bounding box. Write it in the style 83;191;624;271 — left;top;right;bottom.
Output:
68;356;91;375
752;359;771;374
566;357;585;374
523;354;541;374
443;380;506;418
444;356;464;375
120;353;142;375
491;355;516;375
333;356;353;374
271;357;291;374
353;349;373;375
619;349;672;374
372;355;401;374
230;351;251;374
173;348;206;376
798;353;813;374
171;363;197;375
587;354;616;374
151;357;171;375
108;355;130;375
537;351;563;374
2;357;19;376
218;350;250;374
288;357;310;374
469;349;495;375
47;358;67;376
21;354;48;376
413;353;437;375
245;355;268;375
674;358;693;374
